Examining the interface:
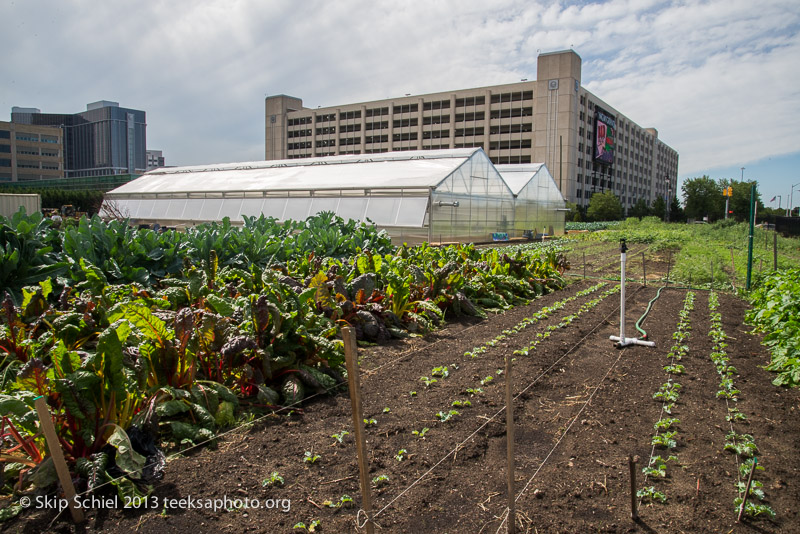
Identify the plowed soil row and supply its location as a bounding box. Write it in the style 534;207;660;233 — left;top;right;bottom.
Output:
6;278;799;534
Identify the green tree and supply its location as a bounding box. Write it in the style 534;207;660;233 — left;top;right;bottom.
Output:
668;195;685;222
629;198;651;220
682;176;723;222
719;179;761;222
651;196;667;220
587;191;623;221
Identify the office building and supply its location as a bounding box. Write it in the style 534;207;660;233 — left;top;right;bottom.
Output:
0;120;64;182
265;50;679;210
11;101;147;178
146;149;165;171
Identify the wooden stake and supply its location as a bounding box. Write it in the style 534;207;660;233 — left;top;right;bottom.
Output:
730;248;736;290
628;455;638;520
34;396;84;523
505;354;516;534
666;250;672;284
583;252;586;280
773;232;778;270
737;457;758;523
342;327;375;534
641;252;647;287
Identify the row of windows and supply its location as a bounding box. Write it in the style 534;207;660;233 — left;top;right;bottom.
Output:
490;107;533;119
288;129;312;138
424;115;449;125
490;123;532;134
366;121;389;131
489;155;533;165
422;130;449;139
423;100;450;111
0;144;9;153
0;131;10;139
365;107;389;117
455;111;485;122
455;96;485;107
341;124;361;133
287;117;312;126
490;91;533;104
394;118;417;128
488;139;532;150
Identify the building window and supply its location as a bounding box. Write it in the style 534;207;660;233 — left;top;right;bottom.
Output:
454;111;485;122
489;139;531;150
422;100;450;111
0;144;10;153
423;115;450;125
15;133;39;142
455;96;485;107
365;107;389;117
490;107;532;119
0;130;10;139
455;127;484;137
392;103;418;114
339;110;361;120
422;130;450;139
489;123;532;134
392;118;418;128
392;132;418;142
0;158;11;167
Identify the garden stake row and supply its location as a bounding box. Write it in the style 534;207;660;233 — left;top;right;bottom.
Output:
708;292;775;520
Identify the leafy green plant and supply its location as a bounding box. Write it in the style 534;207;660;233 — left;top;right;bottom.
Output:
363;418;377;426
436;409;460;422
724;431;757;457
480;375;494;386
636;486;667;503
394;449;407;461
293;519;322;532
652;431;678;449
412;427;429;439
733;498;775;519
262;471;284;487
420;376;437;387
331;431;349;444
465;387;483;395
431;366;449;378
654;418;680;431
372;474;389;487
303;451;321;464
451;400;471;408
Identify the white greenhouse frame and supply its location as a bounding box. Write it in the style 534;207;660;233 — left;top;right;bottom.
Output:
102;149;564;244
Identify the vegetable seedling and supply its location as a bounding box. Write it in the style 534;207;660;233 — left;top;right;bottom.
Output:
412;427;429;439
480;375;494;386
331;431;349;444
262;471;284;487
394;449;407;461
420;376;437;387
436;409;460;422
363;418;377;426
452;400;471;408
372;474;390;487
431;366;449;378
303;451;321;464
636;486;667;503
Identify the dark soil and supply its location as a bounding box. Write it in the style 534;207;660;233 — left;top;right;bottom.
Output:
4;243;799;534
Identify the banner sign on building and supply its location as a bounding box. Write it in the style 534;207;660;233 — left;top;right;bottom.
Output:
594;108;616;165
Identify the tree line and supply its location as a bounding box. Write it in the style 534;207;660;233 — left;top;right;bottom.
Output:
569;176;773;223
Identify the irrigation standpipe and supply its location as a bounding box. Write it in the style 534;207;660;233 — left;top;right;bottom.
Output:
610;238;656;348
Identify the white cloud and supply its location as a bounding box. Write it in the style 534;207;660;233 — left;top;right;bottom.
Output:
1;0;799;173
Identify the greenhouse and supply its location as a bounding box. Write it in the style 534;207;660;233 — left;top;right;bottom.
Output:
101;148;564;244
496;163;567;238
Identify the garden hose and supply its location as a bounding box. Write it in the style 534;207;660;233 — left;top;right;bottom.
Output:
635;285;668;340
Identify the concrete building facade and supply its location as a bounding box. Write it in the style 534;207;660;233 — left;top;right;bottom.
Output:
265;50;678;211
0;120;64;183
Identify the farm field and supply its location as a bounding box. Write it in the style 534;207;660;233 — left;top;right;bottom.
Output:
8;258;799;534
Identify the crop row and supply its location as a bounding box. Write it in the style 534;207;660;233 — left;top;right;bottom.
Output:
708;292;775;519
638;291;694;504
464;281;607;358
0;211;570;512
745;268;800;387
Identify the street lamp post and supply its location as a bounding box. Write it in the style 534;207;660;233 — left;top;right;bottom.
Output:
790;183;800;217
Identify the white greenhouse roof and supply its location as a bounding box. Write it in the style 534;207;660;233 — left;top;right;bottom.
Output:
496;164;547;196
109;148;483;196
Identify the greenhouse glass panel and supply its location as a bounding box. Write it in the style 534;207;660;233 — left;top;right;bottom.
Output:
240;198;266;218
183;199;206;220
218;198;244;221
283;197;312;222
365;196;401;226
395;197;429;227
309;196;340;215
337;197;368;222
262;198;288;219
198;199;224;221
164;199;187;220
136;199;155;219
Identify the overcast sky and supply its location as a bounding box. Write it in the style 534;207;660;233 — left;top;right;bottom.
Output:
3;0;799;208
